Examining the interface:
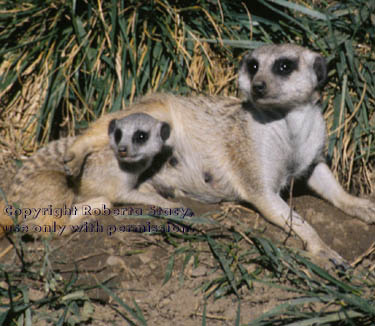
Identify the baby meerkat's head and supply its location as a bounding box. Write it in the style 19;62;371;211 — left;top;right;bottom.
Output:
238;44;327;110
108;113;170;167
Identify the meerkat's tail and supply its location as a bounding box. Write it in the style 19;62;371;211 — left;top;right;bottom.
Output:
0;137;77;238
0;170;76;238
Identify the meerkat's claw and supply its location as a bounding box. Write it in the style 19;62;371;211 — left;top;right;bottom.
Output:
331;258;351;271
327;253;347;269
314;247;348;270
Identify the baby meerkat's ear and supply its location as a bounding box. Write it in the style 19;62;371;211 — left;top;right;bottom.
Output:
108;119;117;135
159;122;171;141
313;55;327;89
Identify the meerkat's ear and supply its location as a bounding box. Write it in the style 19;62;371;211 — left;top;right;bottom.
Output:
313;55;327;89
108;119;117;134
159;122;171;141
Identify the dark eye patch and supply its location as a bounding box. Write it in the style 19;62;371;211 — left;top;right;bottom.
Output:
313;56;327;89
247;58;259;76
114;128;122;144
132;130;149;144
160;122;170;141
272;57;298;77
108;119;117;134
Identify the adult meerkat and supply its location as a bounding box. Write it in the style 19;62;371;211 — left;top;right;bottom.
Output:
0;113;181;236
64;44;375;265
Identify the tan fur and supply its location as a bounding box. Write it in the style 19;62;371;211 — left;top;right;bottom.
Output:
63;44;375;265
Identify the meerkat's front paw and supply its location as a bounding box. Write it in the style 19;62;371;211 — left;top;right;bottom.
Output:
316;248;349;270
307;243;349;270
306;238;349;269
342;198;375;224
63;150;84;177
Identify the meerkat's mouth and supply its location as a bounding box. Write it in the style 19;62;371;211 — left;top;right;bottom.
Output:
118;154;144;163
252;96;290;109
252;94;277;103
118;150;127;158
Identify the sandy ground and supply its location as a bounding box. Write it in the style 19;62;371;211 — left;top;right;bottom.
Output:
0;160;374;325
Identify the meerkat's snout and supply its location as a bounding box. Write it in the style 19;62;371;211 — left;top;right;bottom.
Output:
252;80;267;98
117;145;127;158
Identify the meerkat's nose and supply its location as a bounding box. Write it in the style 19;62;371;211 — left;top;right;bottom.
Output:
252;81;267;97
118;146;128;158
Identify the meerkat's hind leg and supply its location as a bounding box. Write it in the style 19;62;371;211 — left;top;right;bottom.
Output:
307;163;375;224
3;170;76;237
57;196;113;236
70;196;112;221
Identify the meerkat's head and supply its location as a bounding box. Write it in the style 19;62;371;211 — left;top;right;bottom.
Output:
108;113;170;167
238;44;327;110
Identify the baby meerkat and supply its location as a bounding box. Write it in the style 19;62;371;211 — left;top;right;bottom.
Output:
64;44;375;266
104;113;180;208
0;113;181;237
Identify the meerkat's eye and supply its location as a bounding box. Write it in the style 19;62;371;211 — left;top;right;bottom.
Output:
247;59;259;76
133;130;149;144
272;58;298;77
